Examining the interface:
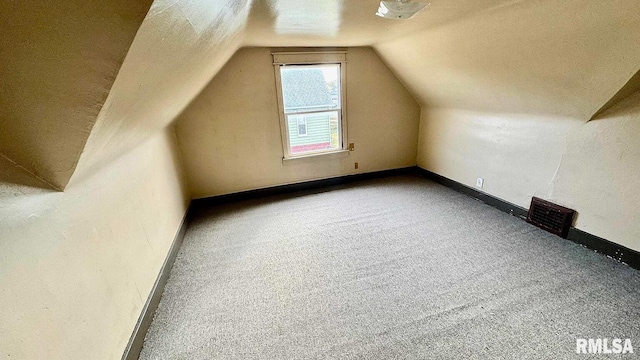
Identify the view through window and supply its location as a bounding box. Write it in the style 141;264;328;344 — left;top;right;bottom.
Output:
278;63;343;156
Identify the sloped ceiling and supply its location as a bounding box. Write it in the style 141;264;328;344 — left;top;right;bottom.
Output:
0;0;153;190
374;0;640;119
2;0;639;190
70;0;252;183
0;0;252;190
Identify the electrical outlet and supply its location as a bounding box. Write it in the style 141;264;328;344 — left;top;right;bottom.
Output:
476;177;484;188
348;143;355;151
354;162;359;169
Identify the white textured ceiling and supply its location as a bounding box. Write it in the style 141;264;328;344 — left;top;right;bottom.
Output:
244;0;517;46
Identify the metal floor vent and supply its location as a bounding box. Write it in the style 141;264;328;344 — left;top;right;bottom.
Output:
526;197;575;238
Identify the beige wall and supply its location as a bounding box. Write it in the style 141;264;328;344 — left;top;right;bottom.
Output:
548;93;640;250
418;91;640;252
176;47;420;198
0;128;189;359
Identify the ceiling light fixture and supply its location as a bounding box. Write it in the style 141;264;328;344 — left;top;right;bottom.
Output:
375;0;428;20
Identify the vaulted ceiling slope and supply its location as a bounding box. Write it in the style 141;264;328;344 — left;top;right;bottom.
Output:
0;0;153;190
374;0;640;119
2;0;639;190
70;0;251;185
0;0;252;190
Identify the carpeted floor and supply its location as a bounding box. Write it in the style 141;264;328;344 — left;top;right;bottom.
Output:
139;175;640;359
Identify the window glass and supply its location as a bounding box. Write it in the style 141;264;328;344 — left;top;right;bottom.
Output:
277;63;344;157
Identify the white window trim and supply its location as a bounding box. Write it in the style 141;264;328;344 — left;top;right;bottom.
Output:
282;149;350;165
273;51;348;161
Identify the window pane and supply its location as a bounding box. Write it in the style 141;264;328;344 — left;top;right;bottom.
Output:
288;111;340;154
281;64;340;114
297;116;307;136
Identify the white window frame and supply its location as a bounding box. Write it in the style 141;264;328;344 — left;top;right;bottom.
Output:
273;51;348;161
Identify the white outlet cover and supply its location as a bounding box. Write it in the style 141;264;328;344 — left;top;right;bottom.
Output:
476;177;484;188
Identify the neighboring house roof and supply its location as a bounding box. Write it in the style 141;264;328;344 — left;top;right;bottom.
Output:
281;68;334;110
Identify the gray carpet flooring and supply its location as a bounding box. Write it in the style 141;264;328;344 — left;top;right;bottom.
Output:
139;175;640;359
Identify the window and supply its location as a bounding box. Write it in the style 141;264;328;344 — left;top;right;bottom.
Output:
296;116;307;136
273;51;347;159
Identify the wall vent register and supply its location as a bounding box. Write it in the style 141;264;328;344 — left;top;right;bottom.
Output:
526;197;576;239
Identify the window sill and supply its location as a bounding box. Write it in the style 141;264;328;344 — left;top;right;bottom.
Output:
282;150;349;165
